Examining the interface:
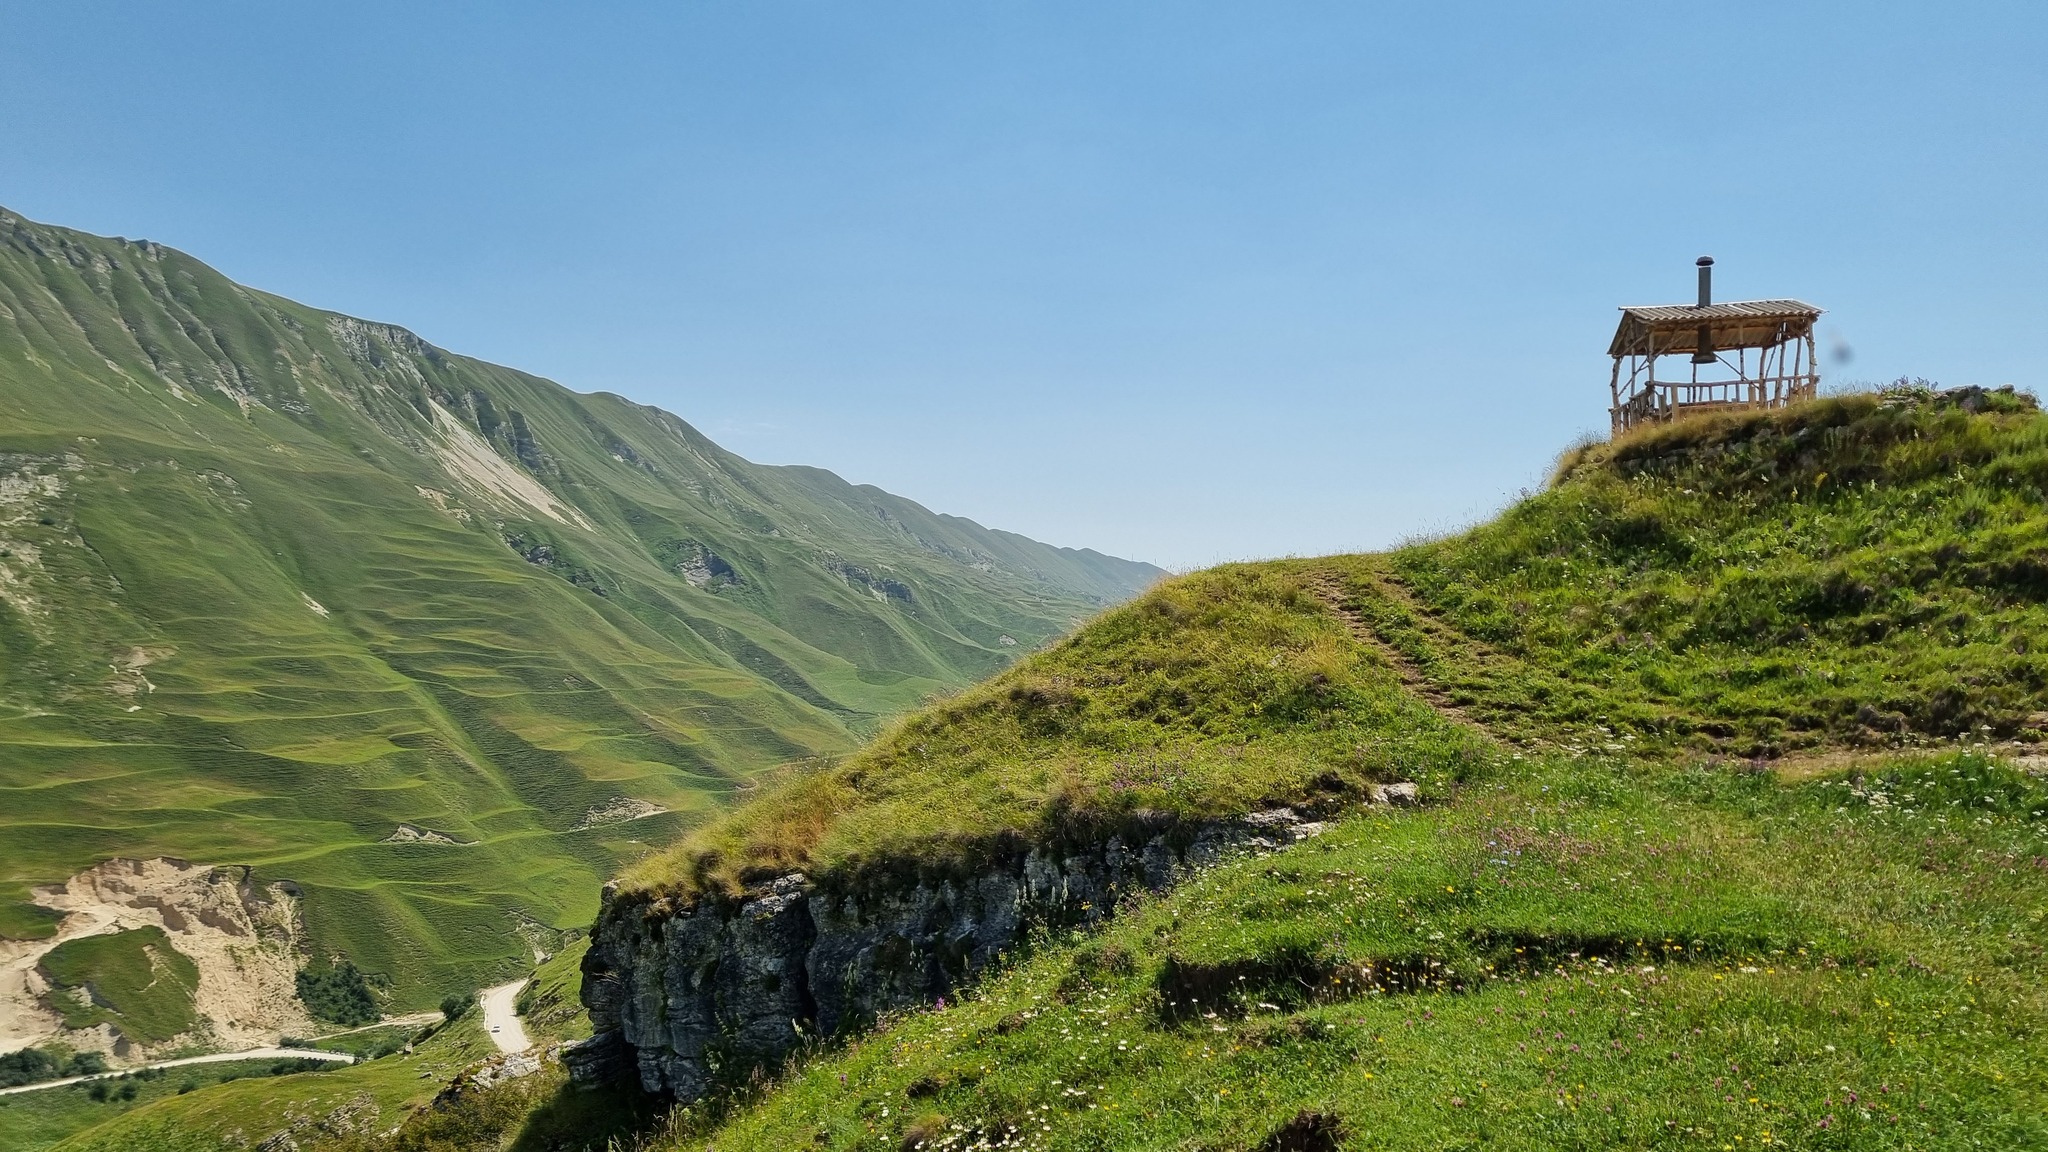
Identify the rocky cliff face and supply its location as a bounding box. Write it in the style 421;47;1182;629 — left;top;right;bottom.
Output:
576;791;1414;1099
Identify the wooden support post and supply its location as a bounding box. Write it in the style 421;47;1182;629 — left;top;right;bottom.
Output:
1609;355;1623;435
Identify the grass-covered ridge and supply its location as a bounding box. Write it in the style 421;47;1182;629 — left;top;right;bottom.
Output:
621;563;1489;899
1379;386;2048;755
627;390;2048;903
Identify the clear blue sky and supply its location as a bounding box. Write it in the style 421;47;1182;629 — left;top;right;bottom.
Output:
4;2;2041;569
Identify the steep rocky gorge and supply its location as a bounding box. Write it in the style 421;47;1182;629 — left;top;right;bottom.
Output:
574;788;1415;1099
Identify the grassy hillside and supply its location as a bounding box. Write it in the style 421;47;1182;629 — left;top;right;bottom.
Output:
0;1055;342;1152
621;561;1490;901
0;205;1158;1004
45;1012;505;1152
659;750;2046;1150
48;967;658;1152
628;389;2048;902
1374;384;2048;756
32;938;630;1152
612;391;2048;1151
36;927;199;1044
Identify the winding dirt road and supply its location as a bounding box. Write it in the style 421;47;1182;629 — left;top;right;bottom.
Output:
479;980;530;1054
2;979;531;1099
0;1046;353;1097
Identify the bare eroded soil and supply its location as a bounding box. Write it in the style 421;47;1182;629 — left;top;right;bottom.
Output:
0;858;315;1059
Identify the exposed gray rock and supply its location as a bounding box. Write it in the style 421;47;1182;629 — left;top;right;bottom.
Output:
382;823;473;845
578;802;1364;1099
1374;781;1421;806
560;1029;631;1086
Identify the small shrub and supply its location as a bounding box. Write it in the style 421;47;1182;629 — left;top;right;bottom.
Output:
0;1047;59;1088
296;960;378;1026
901;1111;949;1150
1074;941;1136;978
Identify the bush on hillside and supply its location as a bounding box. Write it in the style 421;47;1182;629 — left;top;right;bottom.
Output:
295;960;379;1027
0;1047;58;1087
440;992;475;1022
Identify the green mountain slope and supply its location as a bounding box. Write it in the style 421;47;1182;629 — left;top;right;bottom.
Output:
0;205;1159;1003
574;391;2045;1151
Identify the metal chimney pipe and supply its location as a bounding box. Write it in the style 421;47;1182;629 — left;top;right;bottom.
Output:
1692;256;1716;364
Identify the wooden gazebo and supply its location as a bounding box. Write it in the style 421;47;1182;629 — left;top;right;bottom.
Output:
1609;257;1822;434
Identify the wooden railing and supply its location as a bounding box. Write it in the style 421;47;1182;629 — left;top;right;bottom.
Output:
1612;374;1818;433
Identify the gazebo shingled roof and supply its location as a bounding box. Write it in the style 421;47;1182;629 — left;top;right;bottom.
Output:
1608;299;1823;358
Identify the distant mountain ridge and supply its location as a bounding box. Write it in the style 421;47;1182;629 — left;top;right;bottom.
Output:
0;205;1159;1013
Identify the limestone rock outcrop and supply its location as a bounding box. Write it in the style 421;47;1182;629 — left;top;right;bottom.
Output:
577;805;1346;1099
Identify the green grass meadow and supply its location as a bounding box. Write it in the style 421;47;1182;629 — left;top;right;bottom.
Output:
651;751;2048;1151
12;196;2048;1151
0;1057;342;1152
1376;387;2048;756
36;927;200;1044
